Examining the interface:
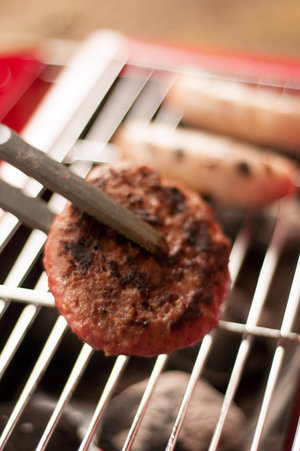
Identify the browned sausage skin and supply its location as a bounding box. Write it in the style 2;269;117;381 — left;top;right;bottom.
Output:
115;121;296;208
166;74;300;154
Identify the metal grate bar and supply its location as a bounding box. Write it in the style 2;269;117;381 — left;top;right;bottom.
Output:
2;281;299;346
1;287;299;342
280;255;300;336
0;272;49;378
0;285;53;306
292;418;300;451
218;320;300;343
87;71;153;142
78;355;129;451
0;214;19;251
22;32;127;157
249;254;300;450
127;73;177;122
208;202;289;451
122;354;168;450
166;333;214;451
0;315;67;449
36;343;94;451
0;228;46;318
0;230;49;377
0;193;66;381
4;230;46;286
0;305;40;379
227;219;252;287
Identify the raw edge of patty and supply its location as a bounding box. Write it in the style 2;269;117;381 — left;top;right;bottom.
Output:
43;163;231;357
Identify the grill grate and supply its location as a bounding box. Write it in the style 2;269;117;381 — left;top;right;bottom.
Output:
0;31;299;451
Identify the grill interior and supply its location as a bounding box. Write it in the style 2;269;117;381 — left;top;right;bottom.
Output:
0;31;299;451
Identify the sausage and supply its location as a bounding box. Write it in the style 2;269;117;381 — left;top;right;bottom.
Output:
115;121;297;208
165;74;300;154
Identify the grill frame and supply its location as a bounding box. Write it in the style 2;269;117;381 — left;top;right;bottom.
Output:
0;30;299;451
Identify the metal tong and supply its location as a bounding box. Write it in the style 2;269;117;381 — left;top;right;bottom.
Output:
0;124;167;254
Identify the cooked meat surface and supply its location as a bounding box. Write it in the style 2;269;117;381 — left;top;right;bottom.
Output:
43;163;231;356
116;120;297;208
166;74;300;154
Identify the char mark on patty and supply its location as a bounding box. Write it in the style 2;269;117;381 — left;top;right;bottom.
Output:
64;239;94;274
107;260;155;297
170;292;204;331
183;218;212;252
120;268;155;296
165;186;187;214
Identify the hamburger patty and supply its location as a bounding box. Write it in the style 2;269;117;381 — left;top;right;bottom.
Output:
43;163;231;356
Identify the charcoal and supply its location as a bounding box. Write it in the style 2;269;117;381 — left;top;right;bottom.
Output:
98;370;246;451
0;394;81;451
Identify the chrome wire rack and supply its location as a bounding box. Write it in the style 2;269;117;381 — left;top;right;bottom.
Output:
0;31;299;450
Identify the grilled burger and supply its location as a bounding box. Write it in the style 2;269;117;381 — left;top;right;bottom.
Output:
43;163;231;356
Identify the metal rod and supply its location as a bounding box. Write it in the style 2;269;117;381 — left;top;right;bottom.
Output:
291;418;300;451
0;305;39;379
218;320;300;343
0;285;54;307
208;202;287;451
0;179;55;234
0;273;50;380
122;354;168;450
0;316;68;449
78;355;129;451
36;344;94;451
0;124;167;254
166;334;214;451
250;254;300;450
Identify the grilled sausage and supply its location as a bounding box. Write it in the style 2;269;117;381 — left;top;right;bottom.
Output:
115;121;296;208
166;74;300;154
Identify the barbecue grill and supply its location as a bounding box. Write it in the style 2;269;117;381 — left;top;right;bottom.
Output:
0;30;299;450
